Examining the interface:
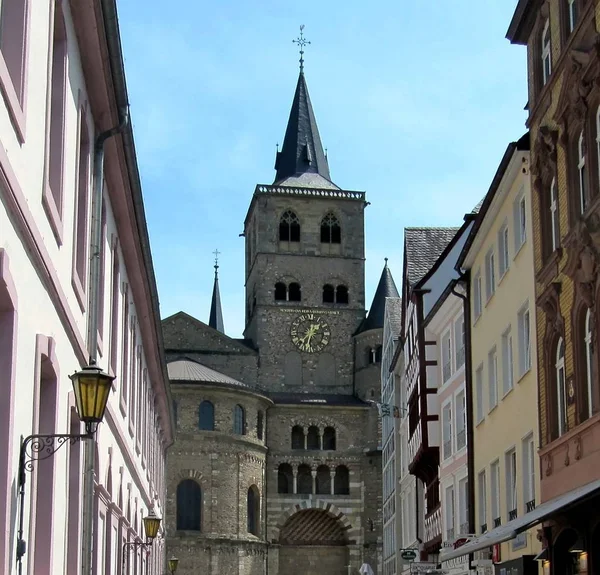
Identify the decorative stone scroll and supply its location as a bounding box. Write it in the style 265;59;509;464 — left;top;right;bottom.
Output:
532;126;558;194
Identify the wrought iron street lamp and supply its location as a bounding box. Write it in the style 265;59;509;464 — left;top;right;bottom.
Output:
16;364;114;573
121;510;162;574
168;556;179;574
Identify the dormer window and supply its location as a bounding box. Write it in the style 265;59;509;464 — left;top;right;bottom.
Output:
320;213;341;244
279;210;300;242
542;19;551;85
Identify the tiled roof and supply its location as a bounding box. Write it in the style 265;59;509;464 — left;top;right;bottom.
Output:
404;227;459;287
357;262;400;333
385;297;403;337
471;198;485;214
167;359;251;389
276;173;340;190
269;392;369;406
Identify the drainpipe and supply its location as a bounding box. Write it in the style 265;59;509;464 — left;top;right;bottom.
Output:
81;108;129;575
451;275;475;565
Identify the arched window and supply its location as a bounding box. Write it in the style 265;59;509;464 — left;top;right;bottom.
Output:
556;338;567;437
199;400;214;431
320;213;341;244
375;345;383;363
279;210;300;242
247;485;260;535
323;284;335;303
257;410;264;440
233;404;246;435
277;464;293;494
585;309;594;419
316;465;331;495
323;427;336;450
367;348;375;365
336;285;349;304
291;425;305;449
288;282;301;302
274;282;287;301
578;130;588;214
307;426;320;450
541;19;551;85
297;464;312;494
334;465;350;495
176;479;202;531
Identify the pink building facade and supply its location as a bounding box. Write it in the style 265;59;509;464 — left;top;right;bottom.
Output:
0;1;174;574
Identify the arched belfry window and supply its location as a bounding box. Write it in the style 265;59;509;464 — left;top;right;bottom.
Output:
279;210;300;242
321;212;341;244
336;285;349;304
323;426;336;450
323;284;334;303
233;404;246;435
288;282;301;302
334;465;350;495
556;338;567;436
291;425;304;449
278;464;293;494
247;485;260;535
307;426;320;450
274;282;287;301
176;480;202;531
199;400;214;431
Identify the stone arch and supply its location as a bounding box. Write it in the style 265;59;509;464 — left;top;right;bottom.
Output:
273;500;353;541
175;468;207;487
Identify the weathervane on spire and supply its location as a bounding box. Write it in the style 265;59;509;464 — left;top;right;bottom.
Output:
213;249;220;278
293;25;310;73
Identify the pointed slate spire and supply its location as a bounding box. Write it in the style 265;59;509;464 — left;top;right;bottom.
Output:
358;259;400;333
209;251;224;333
273;71;333;186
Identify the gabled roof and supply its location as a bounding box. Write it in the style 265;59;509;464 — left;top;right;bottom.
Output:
356;261;400;333
404;228;459;288
273;72;336;188
208;264;224;333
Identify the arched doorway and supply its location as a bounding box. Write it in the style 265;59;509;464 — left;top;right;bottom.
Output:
278;509;349;575
552;528;579;575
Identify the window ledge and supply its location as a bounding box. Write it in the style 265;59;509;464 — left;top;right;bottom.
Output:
513;240;526;261
517;367;531;384
71;272;86;313
497;268;509;287
501;386;514;401
488;403;498;415
476;417;485;428
484;291;495;308
536;248;562;286
42;184;64;245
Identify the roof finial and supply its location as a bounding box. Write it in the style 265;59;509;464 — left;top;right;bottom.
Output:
213;248;220;278
384;257;388;267
293;25;310;73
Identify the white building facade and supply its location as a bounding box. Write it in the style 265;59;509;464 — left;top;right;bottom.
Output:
0;1;174;574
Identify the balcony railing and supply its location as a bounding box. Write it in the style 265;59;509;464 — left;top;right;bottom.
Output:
456;429;466;450
493;517;501;528
509;509;517;521
406;352;420;399
408;420;422;464
425;506;442;543
480;523;487;534
526;499;536;512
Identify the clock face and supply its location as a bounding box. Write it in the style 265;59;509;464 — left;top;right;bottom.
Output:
290;313;331;354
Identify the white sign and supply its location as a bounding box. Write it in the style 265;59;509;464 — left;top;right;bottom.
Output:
410;562;449;574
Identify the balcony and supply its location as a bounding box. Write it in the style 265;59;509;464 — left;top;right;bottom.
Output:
480;523;487;533
424;505;442;544
493;517;501;528
508;509;517;521
406;351;420;400
408;420;422;463
526;499;536;512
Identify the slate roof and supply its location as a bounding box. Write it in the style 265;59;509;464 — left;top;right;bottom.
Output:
269;392;369;406
404;227;459;287
273;72;334;187
385;297;403;337
208;266;224;333
357;261;400;333
167;358;251;389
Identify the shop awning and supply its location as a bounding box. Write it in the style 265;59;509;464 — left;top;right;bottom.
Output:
440;478;600;561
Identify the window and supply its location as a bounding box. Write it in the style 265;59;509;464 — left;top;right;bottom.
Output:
578;130;589;213
476;364;484;424
501;327;514;396
233;404;246;435
323;426;336;450
97;202;107;344
485;249;495;300
513;192;527;252
316;465;331;494
275;281;302;302
518;306;531;377
556;338;567;436
490;460;500;526
456;390;466;450
498;223;510;277
506;448;517;520
109;246;120;375
550;179;559;252
199;400;214;431
478;470;487;533
542;19;551;85
336;285;349;304
288;282;301;302
274;282;287;301
585;309;595;419
0;0;28;107
334;465;350;495
307;425;320;450
442;402;453;460
279;210;300;242
455;315;465;369
445;485;455;541
176;480;201;531
522;434;536;511
247;485;260;535
291;425;304;449
473;269;482;319
488;347;498;411
568;0;578;33
442;330;452;382
458;478;469;535
320;212;341;244
257;410;264;440
323;284;334;303
277;464;293;494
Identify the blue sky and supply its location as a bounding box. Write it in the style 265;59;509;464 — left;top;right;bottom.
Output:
118;0;526;339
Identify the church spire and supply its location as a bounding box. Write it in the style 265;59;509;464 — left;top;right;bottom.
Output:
209;250;224;333
357;259;400;333
273;27;334;187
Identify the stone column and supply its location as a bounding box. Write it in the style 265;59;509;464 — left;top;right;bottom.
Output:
311;469;317;494
292;469;298;494
303;430;308;450
318;430;323;450
330;470;336;495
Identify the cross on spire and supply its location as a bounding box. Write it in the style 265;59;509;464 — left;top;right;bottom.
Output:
293;25;310;73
